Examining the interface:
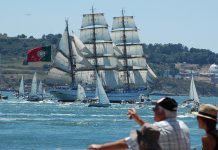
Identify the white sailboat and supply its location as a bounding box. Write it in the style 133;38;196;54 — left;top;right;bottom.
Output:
27;72;42;101
48;20;94;102
181;75;200;110
189;76;200;104
38;81;44;99
18;75;25;98
77;84;86;101
88;72;111;107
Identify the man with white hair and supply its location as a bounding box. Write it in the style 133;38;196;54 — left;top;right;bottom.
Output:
127;97;191;150
88;97;191;150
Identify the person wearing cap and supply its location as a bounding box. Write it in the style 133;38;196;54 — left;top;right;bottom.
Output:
192;104;218;150
88;97;190;150
127;97;190;150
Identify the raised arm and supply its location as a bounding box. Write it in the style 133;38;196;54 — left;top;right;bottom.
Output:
128;108;145;126
88;139;128;150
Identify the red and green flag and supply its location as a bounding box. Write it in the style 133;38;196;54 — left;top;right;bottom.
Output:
27;46;51;62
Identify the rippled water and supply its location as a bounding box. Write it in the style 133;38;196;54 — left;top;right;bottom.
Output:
0;92;217;150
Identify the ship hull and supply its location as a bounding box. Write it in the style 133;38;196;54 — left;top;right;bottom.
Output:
50;88;148;103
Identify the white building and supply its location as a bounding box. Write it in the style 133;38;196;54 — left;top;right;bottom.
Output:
208;64;218;74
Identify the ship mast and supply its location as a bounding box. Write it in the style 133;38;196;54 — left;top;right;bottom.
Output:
65;20;76;86
91;6;98;74
121;9;130;90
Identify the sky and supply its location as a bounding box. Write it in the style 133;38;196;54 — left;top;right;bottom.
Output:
1;0;218;53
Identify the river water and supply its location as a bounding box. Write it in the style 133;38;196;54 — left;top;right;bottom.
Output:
0;91;217;150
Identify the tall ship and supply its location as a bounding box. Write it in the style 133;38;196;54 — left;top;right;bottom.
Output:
111;10;157;92
48;20;95;102
48;9;157;103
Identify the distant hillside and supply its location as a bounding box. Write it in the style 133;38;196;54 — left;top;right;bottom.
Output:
151;77;218;97
1;34;217;65
143;43;218;65
0;34;60;63
1;34;218;96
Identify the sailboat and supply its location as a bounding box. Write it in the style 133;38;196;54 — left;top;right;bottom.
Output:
77;84;86;101
48;9;157;103
38;81;44;99
88;72;111;107
27;72;42;101
48;20;95;102
110;10;157;100
181;75;200;110
18;75;25;98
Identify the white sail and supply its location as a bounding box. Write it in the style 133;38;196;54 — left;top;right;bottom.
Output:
132;70;147;86
47;68;71;84
80;11;120;90
96;72;110;104
99;70;119;89
47;25;94;86
80;27;111;43
71;35;94;70
81;13;108;28
75;71;95;85
112;16;137;30
30;72;37;96
111;30;140;44
115;44;144;56
111;12;157;89
43;89;46;95
189;76;200;103
53;52;71;73
73;33;92;56
59;29;70;56
38;81;43;95
77;84;86;101
85;42;114;56
19;76;25;96
118;58;147;69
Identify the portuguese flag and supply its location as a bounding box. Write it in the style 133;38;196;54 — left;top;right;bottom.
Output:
27;46;51;62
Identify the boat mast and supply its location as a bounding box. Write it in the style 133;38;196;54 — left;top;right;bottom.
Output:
91;6;98;75
65;20;76;86
121;9;130;90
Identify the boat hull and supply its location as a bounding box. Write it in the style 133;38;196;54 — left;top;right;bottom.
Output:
88;103;111;107
27;95;43;102
0;96;8;99
50;88;148;103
